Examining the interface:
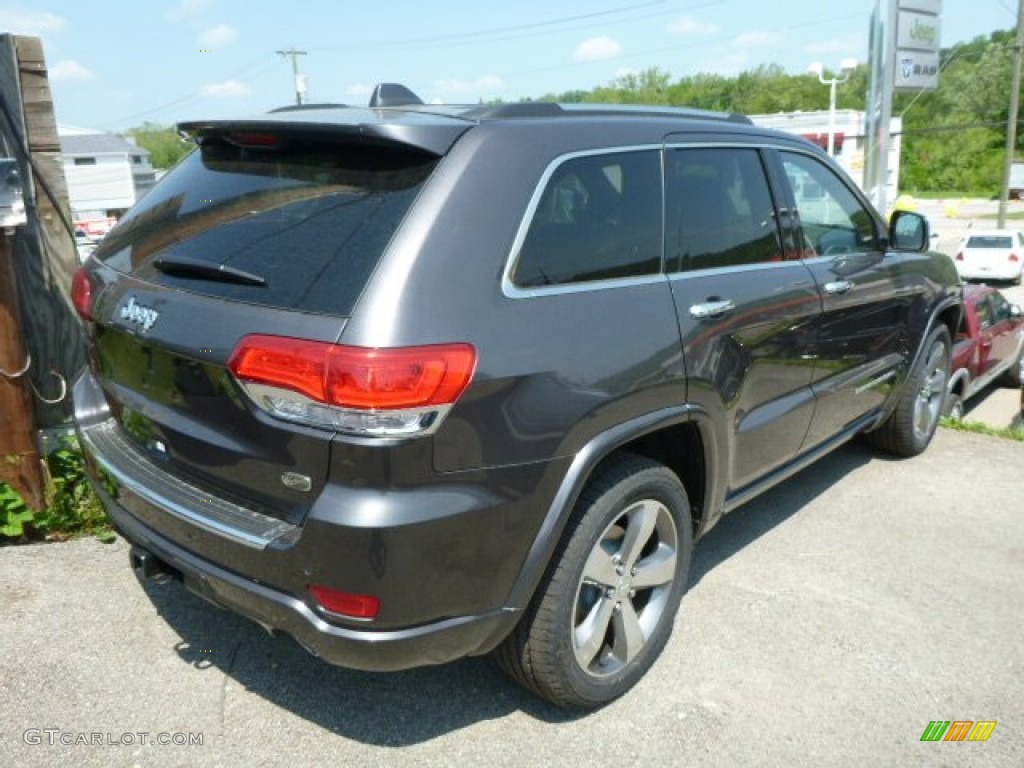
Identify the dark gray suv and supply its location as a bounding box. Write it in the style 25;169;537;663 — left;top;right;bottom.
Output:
72;85;961;708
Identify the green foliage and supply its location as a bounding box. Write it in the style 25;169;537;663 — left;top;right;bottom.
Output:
124;121;193;170
940;417;1024;441
0;438;113;545
0;482;34;537
539;26;1019;196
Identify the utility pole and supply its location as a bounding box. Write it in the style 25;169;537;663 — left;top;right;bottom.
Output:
998;0;1024;229
277;47;308;106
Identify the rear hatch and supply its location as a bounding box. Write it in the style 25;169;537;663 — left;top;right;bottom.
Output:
963;234;1015;274
82;113;466;524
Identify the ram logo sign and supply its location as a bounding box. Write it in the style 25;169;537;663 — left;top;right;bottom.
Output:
920;720;997;742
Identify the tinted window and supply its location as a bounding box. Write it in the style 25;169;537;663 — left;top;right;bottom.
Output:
95;138;438;316
666;147;783;272
781;152;877;257
966;236;1013;249
975;298;993;330
991;292;1011;323
512;150;662;287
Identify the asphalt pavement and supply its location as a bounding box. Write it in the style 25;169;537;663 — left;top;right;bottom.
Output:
1;428;1021;768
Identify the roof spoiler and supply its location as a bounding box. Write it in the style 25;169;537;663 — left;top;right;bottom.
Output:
369;83;424;108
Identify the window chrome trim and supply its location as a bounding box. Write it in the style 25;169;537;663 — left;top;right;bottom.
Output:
504;272;669;299
665;259;809;280
501;139;863;298
501;144;664;299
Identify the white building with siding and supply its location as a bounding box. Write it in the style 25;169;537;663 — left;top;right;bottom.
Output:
58;125;157;233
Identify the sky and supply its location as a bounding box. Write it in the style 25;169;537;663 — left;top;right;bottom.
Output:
1;0;1017;132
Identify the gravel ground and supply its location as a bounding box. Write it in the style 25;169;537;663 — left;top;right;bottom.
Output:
1;428;1021;768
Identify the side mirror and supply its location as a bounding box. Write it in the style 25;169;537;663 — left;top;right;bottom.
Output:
1011;304;1022;319
889;210;929;252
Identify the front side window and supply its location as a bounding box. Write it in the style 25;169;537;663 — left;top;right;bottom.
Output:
511;150;662;288
665;147;783;272
990;292;1011;324
975;298;993;330
780;151;877;257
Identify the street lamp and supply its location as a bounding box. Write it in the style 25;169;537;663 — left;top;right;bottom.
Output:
808;59;858;157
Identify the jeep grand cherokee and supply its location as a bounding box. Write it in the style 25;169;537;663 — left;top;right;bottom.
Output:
72;83;961;708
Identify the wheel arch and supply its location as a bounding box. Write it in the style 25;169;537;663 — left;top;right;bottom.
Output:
501;405;720;613
871;293;961;430
947;367;969;398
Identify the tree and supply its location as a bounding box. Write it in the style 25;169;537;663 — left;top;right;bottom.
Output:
541;26;1021;196
124;122;192;169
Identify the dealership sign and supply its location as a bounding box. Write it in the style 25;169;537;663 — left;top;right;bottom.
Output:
895;0;941;90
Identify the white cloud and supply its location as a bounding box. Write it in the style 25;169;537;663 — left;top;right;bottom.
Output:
167;0;214;22
683;49;751;78
668;17;719;36
345;82;373;98
574;36;622;62
50;59;96;82
804;36;860;55
199;23;237;47
200;79;250;97
432;76;506;98
475;74;505;91
0;8;66;36
733;31;782;48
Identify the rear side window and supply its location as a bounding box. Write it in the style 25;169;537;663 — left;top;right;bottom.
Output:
512;150;662;288
94;137;438;315
666;147;783;272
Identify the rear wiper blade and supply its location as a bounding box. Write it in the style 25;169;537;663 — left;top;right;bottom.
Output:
153;255;266;286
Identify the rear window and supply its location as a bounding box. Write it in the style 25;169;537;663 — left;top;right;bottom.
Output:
966;236;1013;249
94;136;438;315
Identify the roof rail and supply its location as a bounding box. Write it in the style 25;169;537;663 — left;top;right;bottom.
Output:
463;102;565;119
559;104;752;124
463;101;750;124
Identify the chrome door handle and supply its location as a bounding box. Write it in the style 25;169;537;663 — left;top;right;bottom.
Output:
689;299;736;319
823;280;853;295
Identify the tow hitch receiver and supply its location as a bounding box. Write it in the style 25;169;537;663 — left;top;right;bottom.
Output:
129;545;177;584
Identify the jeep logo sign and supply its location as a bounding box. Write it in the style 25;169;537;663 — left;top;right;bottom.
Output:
120;297;159;331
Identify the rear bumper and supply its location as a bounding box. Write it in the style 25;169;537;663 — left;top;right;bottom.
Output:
72;368;561;671
104;496;518;671
956;265;1022;281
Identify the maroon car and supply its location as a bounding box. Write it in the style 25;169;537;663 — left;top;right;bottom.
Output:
946;284;1024;418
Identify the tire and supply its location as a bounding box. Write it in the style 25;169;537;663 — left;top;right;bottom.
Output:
944;393;964;421
865;324;952;457
495;454;693;709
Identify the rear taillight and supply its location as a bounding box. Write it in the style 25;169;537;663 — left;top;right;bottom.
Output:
955;251;964;261
227;335;476;437
1010;253;1020;263
71;269;92;321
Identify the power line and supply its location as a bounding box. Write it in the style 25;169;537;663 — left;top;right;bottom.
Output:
307;0;695;52
96;54;278;129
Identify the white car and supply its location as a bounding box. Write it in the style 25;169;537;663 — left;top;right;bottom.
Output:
955;228;1024;284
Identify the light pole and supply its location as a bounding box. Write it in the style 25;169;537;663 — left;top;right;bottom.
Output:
808;59;858;157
